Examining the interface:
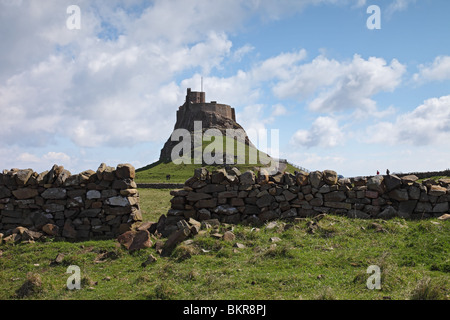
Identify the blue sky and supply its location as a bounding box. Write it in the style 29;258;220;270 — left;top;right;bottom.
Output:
1;0;450;177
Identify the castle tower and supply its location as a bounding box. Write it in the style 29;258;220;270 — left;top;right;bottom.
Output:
159;88;251;162
186;88;205;104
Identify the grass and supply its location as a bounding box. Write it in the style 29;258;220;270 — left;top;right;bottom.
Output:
0;188;449;300
135;135;300;183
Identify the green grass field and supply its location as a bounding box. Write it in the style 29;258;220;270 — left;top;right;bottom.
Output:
0;188;448;300
135;135;300;183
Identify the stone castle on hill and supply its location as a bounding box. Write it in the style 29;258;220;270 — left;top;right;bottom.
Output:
159;88;253;162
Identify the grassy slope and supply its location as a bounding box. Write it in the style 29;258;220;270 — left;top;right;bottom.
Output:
136;136;299;183
0;188;448;300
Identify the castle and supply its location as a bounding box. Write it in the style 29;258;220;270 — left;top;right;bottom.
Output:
159;88;250;162
176;88;236;125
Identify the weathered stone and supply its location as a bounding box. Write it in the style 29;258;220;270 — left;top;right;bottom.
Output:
256;194;273;208
367;175;385;194
0;186;12;199
195;198;217;208
257;210;277;222
102;166;116;181
197;208;211;221
323;170;338;185
115;164;135;179
384;174;402;191
318;185;331;194
240;171;255;185
214;205;238;215
389;189;409;201
309;171;323;189
197;184;226;193
42;223;59;236
429;185;447;197
161;226;191;256
79;170;96;183
117;231;135;249
55;170;71;186
105;196;130;207
401;175;419;184
438;178;450;187
270;172;284;184
120;189;138;196
408;186;421;200
324;191;346;202
202;218;220;228
280;208;297;219
438;214;450;221
353;177;367;187
43;203;65;213
218;191;238;198
15;169;34;186
223;231;235;242
433;202;449;213
309;197;323;207
86;190;101;200
398;200;418;216
415;202;432;213
365;190;379;199
324;202;351;210
142;254;158;266
194;168;209;181
283;190;297;202
128;230;153;252
62;221;77;239
80;209;101;218
378;206;397;219
295;171;309;186
284;173;295;186
12;188;38;200
231;198;245;207
41;188;67;200
211;169;226;184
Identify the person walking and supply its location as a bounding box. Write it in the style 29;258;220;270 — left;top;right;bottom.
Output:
386;169;390;176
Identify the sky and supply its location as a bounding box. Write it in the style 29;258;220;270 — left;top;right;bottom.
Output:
1;0;450;177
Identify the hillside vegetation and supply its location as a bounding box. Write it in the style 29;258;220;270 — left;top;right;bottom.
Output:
136;136;299;183
0;188;448;300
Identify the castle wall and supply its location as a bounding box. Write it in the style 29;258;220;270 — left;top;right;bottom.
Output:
189;103;234;120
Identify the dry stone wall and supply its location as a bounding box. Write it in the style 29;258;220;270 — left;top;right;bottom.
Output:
160;167;450;234
0;163;141;242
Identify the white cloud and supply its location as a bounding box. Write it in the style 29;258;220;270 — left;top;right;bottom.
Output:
413;56;450;83
386;0;416;16
274;54;406;115
232;44;255;62
271;104;288;117
366;95;450;146
290;116;345;148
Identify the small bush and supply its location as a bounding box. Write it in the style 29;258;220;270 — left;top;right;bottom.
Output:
15;273;42;298
409;277;443;300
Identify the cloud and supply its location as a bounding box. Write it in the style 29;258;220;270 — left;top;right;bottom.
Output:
274;54;406;115
413;55;450;83
386;0;417;16
290;116;345;148
232;44;255;62
366;95;450;146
